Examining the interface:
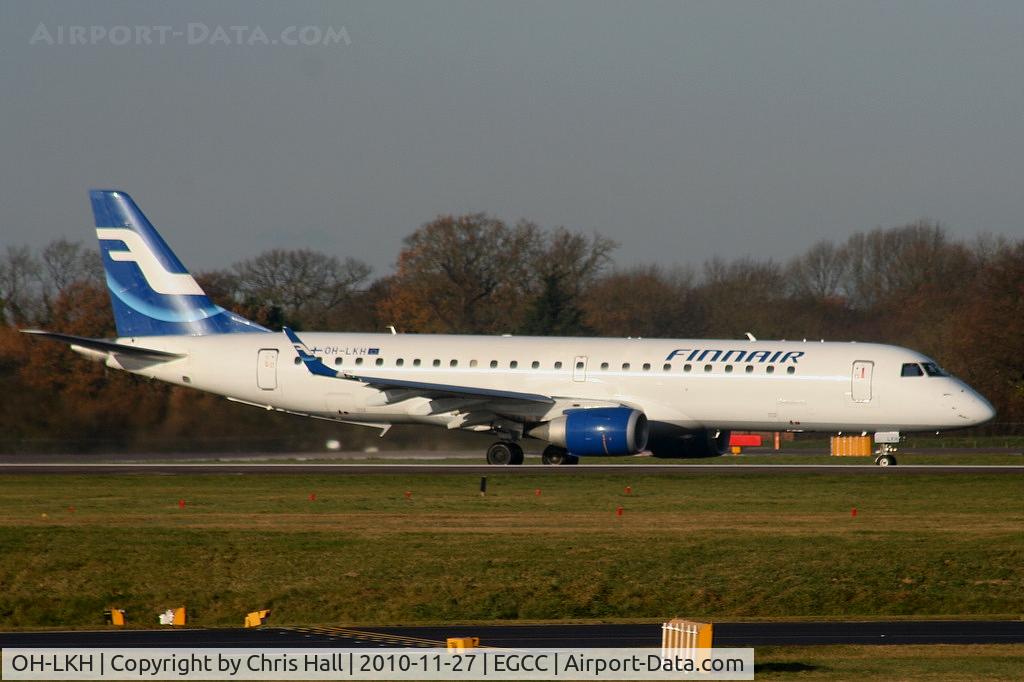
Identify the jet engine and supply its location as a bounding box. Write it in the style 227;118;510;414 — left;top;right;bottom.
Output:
530;407;649;456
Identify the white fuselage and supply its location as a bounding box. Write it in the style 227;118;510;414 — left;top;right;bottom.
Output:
104;332;995;435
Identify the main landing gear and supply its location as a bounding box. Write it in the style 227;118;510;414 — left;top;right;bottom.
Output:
541;445;578;466
483;442;580;465
486;441;524;465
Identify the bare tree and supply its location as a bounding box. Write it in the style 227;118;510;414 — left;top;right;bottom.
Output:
379;214;540;333
697;257;791;338
519;228;618;335
787;240;848;301
842;221;969;309
231;249;372;328
0;246;40;325
39;239;103;303
583;265;698;338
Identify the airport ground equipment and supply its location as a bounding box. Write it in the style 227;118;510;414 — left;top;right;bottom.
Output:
728;433;762;454
830;435;873;457
662;619;713;666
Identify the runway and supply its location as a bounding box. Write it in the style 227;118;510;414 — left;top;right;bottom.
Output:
0;462;1021;475
3;621;1023;648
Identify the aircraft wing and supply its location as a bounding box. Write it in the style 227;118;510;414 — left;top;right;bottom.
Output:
20;329;185;361
284;327;554;406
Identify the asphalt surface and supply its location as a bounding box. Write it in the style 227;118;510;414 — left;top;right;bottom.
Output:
3;621;1023;648
0;462;1021;475
3;446;1018;464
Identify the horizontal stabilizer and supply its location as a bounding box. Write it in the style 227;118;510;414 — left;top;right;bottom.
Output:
20;329;185;361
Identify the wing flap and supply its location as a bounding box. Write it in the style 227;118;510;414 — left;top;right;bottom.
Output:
342;373;555;404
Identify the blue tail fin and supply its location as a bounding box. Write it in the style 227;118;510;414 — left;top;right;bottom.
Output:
90;190;268;337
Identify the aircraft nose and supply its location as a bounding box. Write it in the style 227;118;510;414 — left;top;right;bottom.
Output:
941;386;996;426
970;393;997;426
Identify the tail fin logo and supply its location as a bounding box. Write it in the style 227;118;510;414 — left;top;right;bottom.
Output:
97;228;205;296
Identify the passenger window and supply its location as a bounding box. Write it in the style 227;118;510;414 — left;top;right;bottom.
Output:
511;360;519;369
787;366;795;375
554;361;563;369
683;364;692;372
470;359;478;367
450;359;458;367
663;363;671;371
704;364;712;372
375;358;384;366
433;359;441;367
766;366;775;374
490;360;498;368
334;358;342;366
413;358;421;367
576;361;584;370
532;361;540;369
355;358;364;366
396;358;404;366
901;363;923;377
745;365;753;373
642;363;651;371
294;357;301;365
622;363;631;371
601;362;609;370
725;365;733;373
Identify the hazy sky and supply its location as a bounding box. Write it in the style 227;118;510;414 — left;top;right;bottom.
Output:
2;1;1022;276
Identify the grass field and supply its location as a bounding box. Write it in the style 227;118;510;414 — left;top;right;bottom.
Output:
754;644;1024;680
0;471;1021;630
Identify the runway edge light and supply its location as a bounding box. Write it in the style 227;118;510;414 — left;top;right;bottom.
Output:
158;606;187;626
245;609;271;628
447;636;480;650
104;608;125;626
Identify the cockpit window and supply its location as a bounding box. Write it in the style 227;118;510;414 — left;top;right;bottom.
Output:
921;362;948;377
901;363;923;377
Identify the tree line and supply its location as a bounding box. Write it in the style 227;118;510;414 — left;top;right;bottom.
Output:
1;216;1021;452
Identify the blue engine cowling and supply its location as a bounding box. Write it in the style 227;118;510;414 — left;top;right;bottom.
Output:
532;407;649;456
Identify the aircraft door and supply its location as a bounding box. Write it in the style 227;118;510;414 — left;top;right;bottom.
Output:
851;360;873;402
257;349;279;390
573;355;588;382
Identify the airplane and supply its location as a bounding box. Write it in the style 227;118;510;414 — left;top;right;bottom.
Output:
22;190;996;466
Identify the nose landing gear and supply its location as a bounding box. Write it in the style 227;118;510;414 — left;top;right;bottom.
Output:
875;452;898;466
873;431;900;466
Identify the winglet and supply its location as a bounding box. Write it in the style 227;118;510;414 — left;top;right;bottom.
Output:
283;327;341;378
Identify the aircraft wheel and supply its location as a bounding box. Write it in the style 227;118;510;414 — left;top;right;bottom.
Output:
876;454;897;467
541;445;572;465
508;443;524;465
486;442;516;465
